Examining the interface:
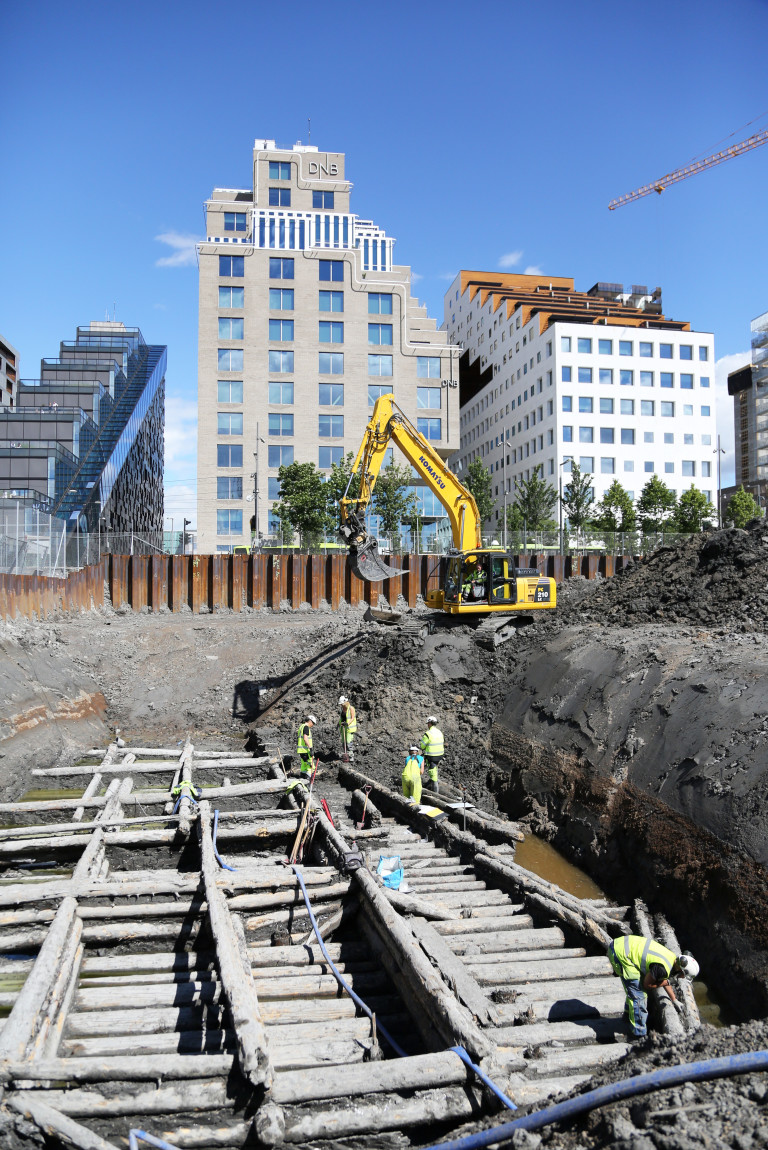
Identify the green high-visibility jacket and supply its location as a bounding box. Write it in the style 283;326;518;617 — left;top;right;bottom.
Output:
612;935;676;982
420;726;444;758
297;722;313;756
339;704;357;734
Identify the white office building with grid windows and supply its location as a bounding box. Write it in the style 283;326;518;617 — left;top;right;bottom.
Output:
443;272;716;526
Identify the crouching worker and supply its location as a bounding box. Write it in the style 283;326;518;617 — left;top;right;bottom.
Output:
607;934;699;1039
402;745;424;804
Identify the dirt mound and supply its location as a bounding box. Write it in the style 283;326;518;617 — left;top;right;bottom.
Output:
561;520;768;629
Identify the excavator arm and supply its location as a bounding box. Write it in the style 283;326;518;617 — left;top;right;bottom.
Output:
339;394;482;581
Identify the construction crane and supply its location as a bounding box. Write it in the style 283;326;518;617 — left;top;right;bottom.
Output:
609;127;768;210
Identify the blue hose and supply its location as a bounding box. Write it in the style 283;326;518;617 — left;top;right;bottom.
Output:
129;1131;180;1150
419;1048;768;1150
450;1046;517;1112
212;808;237;871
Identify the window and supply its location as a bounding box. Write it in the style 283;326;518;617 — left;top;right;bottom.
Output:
219;286;244;308
578;396;593;412
682;461;695;476
269;288;294;309
366;292;394;316
319;414;344;437
660;372;673;388
644;431;654;443
217;509;243;535
218;349;243;371
268;445;293;467
417;417;441;440
660;402;674;417
640;371;654;387
700;376;710;388
598;339;613;355
702;461;712;477
269;187;291;206
269;319;294;341
368;354;393;376
562;425;573;442
319;321;344;343
224;212;246;232
561;336;572;352
601;457;615;474
639;341;653;357
269;413;294;436
701;434;711;445
644;461;654;472
562;396;572;412
641;400;655;416
217;444;243;467
619;341;633;356
269;161;290;180
600;427;615;443
562;456;573;471
368;323;393;345
267;477;281;499
681;374;694;389
577;337;592;354
217;412;243;435
217;477;243;499
660;343;673;359
620;399;634;415
680;345;693;360
417;356;441;378
664;432;674;444
319;352;344;374
579;426;594;442
620;370;634;386
699;346;709;361
578;367;593;383
417;387;441;409
599;368;613;385
561;366;572;382
312;190;334;209
665;462;674;474
319;290;343;312
684;433;694;445
219;254;245;278
624;462;635;474
600;397;614;413
319;446;343;468
319;383;344;405
368;384;390;406
319;259;344;281
217;380;243;403
269;257;294;279
547;341;552;356
268;382;293;404
621;428;635;444
579;456;594;473
684;404;694;416
701;405;710;417
269;351;293;373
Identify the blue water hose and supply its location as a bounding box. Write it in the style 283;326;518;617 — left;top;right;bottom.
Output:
129;1131;180;1150
450;1045;517;1112
212;808;237;872
419;1048;768;1150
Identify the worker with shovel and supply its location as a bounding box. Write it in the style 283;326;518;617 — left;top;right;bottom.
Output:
338;695;357;762
420;715;444;794
297;714;317;777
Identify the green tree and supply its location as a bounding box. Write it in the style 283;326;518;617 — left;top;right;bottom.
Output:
674;485;717;533
561;464;595;531
463;459;495;525
273;461;327;547
323;451;361;532
372;462;418;543
592;479;636;533
506;465;558;531
636;475;677;533
723;485;763;528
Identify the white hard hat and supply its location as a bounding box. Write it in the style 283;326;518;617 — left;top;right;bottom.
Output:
409;745;420;753
678;952;699;980
308;714;317;724
339;696;348;705
427;715;438;725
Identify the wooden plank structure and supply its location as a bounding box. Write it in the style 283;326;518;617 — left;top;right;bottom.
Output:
0;740;698;1148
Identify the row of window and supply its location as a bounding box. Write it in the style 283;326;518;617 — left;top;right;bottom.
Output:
563;426;714;454
560;456;708;477
562;396;711;418
215;416;444;468
258;384;441;408
561;365;710;388
259;414;444;439
217;350;442;377
257;320;394;345
561;336;708;360
219;256;347;281
264;187;336;209
219;289;394;315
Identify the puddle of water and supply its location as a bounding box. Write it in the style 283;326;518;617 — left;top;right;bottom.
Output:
19;788;86;803
515;833;605;900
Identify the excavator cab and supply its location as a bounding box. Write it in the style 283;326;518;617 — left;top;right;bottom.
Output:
443;552;518;609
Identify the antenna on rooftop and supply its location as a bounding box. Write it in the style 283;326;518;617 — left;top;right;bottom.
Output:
308;117;311;144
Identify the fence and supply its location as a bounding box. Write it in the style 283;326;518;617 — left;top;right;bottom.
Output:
0;551;636;622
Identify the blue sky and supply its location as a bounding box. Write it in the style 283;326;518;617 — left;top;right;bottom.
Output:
4;0;768;524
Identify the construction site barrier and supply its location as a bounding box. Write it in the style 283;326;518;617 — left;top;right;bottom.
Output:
0;552;636;622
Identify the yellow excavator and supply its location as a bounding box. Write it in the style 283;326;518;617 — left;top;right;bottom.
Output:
338;394;556;647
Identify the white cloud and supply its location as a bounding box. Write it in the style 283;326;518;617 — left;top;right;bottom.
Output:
155;231;200;268
523;265;543;275
498;251;522;269
438;271;458;282
715;350;749;488
410;271;423;283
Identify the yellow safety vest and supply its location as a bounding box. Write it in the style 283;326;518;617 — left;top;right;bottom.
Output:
297;722;313;756
614;935;676;981
420;726;444;757
339;704;357;734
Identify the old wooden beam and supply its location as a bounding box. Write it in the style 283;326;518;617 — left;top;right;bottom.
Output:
5;1093;119;1150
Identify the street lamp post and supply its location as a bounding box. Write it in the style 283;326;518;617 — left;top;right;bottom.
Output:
714;436;726;527
183;518;191;555
558;459;570;556
252;422;265;551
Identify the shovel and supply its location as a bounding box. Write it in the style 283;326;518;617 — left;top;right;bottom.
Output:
356;784;372;830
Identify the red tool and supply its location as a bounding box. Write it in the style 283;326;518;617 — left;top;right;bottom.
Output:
320;797;335;827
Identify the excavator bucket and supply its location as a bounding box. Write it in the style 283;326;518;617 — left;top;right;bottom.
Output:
350;537;405;582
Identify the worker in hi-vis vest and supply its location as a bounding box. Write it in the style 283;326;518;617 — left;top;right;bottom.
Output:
338;695;357;762
420;716;444;794
297;715;317;776
606;934;699;1039
402;745;424;804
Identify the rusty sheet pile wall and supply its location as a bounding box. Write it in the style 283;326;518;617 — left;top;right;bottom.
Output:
0;552;633;621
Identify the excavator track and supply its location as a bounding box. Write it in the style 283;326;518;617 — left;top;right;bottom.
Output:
473;614;535;650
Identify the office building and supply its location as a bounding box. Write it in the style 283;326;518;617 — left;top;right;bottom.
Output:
197;138;456;553
0;321;166;536
0;335;18;409
444;272;716;525
727;309;768;504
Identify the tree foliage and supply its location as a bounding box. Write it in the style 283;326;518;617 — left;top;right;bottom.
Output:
636;475;677;532
506;465;558;531
323;452;360;532
372;462;418;541
723;485;763;528
674;485;716;533
592;480;636;533
273;461;328;545
561;464;595;530
463;459;495;525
